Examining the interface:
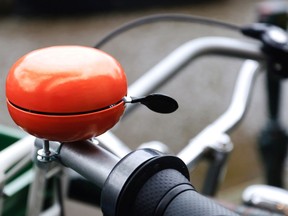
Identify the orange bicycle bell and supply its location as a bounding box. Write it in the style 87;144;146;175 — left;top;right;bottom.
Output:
6;46;127;142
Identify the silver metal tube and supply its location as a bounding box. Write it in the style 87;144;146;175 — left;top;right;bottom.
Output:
127;37;265;100
177;60;261;169
96;131;131;157
203;60;261;134
26;165;48;216
58;140;120;190
242;184;288;214
0;134;34;214
0;135;34;173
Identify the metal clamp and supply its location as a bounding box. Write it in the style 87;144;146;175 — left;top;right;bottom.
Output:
36;139;59;163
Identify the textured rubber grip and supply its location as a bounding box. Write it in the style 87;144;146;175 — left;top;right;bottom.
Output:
133;169;239;216
164;189;239;216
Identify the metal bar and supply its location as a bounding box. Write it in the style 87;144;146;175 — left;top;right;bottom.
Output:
57;140;120;190
126;37;264;103
54;175;65;216
0;135;34;173
26;165;48;216
242;184;288;214
0;135;34;215
202;150;230;196
178;60;261;169
96;132;131;157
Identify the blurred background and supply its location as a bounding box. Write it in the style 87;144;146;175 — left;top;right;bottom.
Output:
1;0;288;215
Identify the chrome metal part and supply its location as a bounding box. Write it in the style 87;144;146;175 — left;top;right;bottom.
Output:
178;133;233;171
0;135;34;215
122;96;133;103
177;60;261;169
127;37;264;102
37;140;58;163
26;163;64;216
138;141;172;154
267;27;288;44
96;131;131;158
26;139;64;216
208;133;233;153
0;135;34;174
242;184;288;215
26;164;51;216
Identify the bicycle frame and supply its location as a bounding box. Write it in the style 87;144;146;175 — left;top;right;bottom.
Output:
0;36;266;216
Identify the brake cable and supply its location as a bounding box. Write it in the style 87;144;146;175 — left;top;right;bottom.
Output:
94;13;241;48
94;13;288;78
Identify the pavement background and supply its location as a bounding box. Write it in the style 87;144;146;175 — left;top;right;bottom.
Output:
1;0;288;215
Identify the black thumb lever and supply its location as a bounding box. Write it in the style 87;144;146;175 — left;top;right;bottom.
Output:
123;93;178;114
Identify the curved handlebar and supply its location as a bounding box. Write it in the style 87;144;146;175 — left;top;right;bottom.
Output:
99;37;266;160
177;60;261;169
52;141;238;215
127;37;265;102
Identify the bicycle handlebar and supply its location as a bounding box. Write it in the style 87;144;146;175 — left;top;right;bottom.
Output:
55;140;239;216
127;37;264;101
98;37;266;162
100;148;239;216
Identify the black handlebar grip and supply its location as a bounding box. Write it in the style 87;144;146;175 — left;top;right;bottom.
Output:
133;169;239;216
